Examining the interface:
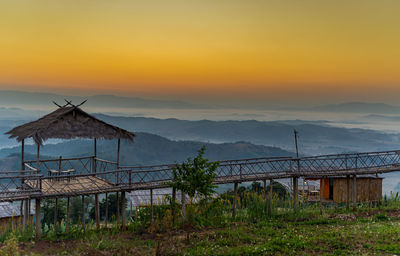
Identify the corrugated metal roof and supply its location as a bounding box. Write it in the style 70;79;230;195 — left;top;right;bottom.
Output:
0;202;34;219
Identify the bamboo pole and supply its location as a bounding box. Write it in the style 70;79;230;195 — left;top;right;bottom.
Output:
121;191;126;230
293;177;298;213
353;175;357;212
320;178;324;215
116;192;120;223
66;197;70;231
150;189;154;224
117;139;121;168
172;187;176;224
105;193;108;228
233;182;238;218
269;179;273;216
35;199;41;238
182;191;186;225
54;198;58;229
95;194;100;229
346;175;350;211
82;196;85;231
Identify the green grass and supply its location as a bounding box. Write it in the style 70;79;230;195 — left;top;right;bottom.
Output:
3;194;400;255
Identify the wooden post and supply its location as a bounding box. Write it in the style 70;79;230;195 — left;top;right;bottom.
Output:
269;179;273;216
233;182;238;218
23;199;28;231
93;139;97;173
263;180;267;200
121;191;126;230
150;189;154;224
81;196;85;231
293;177;298;212
20;140;25;228
95;194;100;229
353;175;357;211
181;191;186;225
346;175;350;211
66;197;70;231
172;187;176;224
20;201;23;226
116;192;120;223
105;193;108;228
54;198;58;229
35;199;41;238
320;178;324;215
129;200;132;220
21;139;25;171
117;139;121;168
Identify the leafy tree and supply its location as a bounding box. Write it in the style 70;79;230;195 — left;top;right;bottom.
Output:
169;146;219;202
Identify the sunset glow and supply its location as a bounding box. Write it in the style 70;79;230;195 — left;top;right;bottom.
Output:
1;0;399;102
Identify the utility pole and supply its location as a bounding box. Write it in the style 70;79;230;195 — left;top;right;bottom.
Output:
294;129;299;158
293;129;300;212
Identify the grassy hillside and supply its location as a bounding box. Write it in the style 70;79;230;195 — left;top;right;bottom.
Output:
3;198;400;255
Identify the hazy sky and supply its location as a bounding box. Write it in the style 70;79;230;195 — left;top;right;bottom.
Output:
1;1;399;105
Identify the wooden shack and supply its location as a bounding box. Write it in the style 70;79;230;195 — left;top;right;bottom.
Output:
320;176;382;203
0;202;33;231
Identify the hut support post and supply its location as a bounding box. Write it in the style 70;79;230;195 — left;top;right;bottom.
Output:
172;187;176;224
117;139;121;168
233;182;238;218
35;199;41;238
263;180;267;201
293;177;298;212
54;198;58;229
320;178;324;215
182;191;186;226
116;192;120;223
353;175;357;211
66;197;70;231
150;188;154;224
121;191;126;230
105;193;108;228
81;196;85;231
93;138;97;173
95;194;100;229
23;199;28;231
269;179;273;216
346;175;350;211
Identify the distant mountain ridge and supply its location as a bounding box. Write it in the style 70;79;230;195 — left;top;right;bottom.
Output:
309;102;400;113
0;132;294;170
0;90;210;109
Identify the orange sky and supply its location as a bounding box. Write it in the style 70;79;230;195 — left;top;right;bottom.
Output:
0;0;399;103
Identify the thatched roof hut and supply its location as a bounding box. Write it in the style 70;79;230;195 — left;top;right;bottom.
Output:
6;105;135;145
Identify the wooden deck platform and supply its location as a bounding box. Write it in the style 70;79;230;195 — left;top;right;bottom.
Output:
25;176;114;197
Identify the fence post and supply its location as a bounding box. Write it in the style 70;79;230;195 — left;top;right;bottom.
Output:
346;175;350;211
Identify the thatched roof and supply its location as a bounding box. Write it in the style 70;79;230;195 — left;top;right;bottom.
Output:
6;106;135;145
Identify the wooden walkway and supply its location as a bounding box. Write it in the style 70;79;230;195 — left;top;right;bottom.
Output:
1;150;400;201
